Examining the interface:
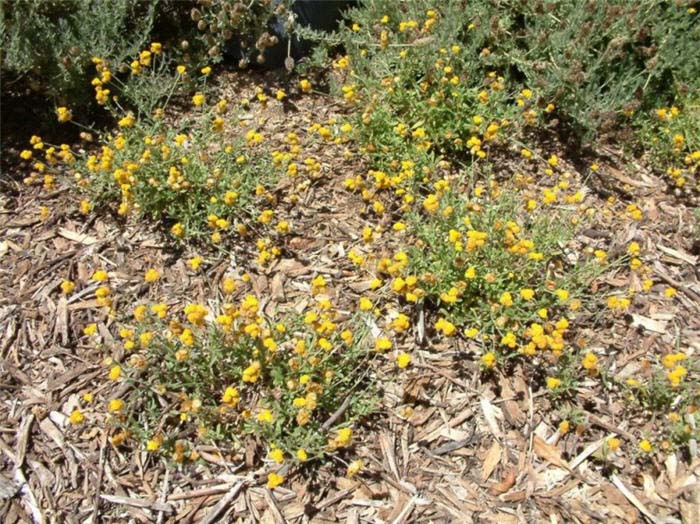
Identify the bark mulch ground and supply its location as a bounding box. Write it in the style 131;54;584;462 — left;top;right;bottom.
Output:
2;71;700;523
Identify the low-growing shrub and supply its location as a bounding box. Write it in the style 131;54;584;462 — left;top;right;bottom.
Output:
636;93;700;192
23;45;278;245
1;0;158;105
95;290;378;470
317;0;700;146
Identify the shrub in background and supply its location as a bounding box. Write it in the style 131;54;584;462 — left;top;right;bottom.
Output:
1;0;158;106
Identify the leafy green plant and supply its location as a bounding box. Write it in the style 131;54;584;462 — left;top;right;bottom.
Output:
42;46;277;245
1;0;158;105
312;0;700;145
98;290;378;473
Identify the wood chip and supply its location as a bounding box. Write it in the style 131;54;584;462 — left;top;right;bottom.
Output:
100;494;173;513
481;441;502;482
58;227;99;245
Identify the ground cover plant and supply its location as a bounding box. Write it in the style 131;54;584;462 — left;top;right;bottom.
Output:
1;1;700;522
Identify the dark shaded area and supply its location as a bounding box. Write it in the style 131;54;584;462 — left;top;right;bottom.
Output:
224;0;356;68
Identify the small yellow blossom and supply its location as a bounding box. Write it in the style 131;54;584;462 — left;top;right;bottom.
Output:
481;352;496;368
60;280;76;294
56;106;72;123
268;448;284;464
396;352;411;368
582;352;598;372
108;365;122;381
266;472;284;489
546;377;562;390
92;270;109;282
107;399;123;413
69;409;85;424
192;92;205;106
144;268;160;283
375;337;392;351
347;459;364;477
188;257;203;271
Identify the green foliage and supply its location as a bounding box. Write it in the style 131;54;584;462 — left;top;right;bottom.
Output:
1;0;158;105
321;0;700;144
30;45;277;245
634;92;700;190
108;295;377;464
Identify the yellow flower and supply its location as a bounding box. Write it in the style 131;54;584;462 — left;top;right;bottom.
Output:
222;277;236;294
144;268;160;283
435;318;456;336
555;289;569;301
559;420;570;434
201;66;212;75
359;297;373;311
107;399;123;413
296;449;308;462
347;459;364;477
667;365;687;387
83;323;97;336
69;409;85;424
299;79;312;93
546;377;562;390
465;327;479;338
606;437;621;452
423;194;439;213
396;352;411;368
118;113;135;128
581;352;598;372
333;427;352;448
257;409;274;423
243;361;262;383
171;223;184;238
375;337;392;351
146;435;163;451
56;106;72;123
266;472;284;489
499;292;513;307
221;386;240;406
108;365;122;381
139;50;152;66
192;92;205;106
268;448;284;464
311;275;326;295
150;42;162;54
258;209;274;224
664;287;677;298
519;288;534;301
60;280;76;294
92;270;109;282
188;257;203;271
151;303;167;319
500;332;517;348
639;439;652;453
481;352;496;368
